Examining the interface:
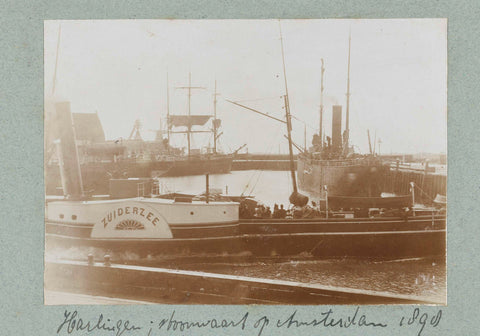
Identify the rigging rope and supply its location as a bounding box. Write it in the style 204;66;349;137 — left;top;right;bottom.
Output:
235;96;282;103
242;125;283;196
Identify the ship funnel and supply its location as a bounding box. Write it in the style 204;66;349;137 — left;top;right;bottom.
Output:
53;102;84;199
332;105;343;152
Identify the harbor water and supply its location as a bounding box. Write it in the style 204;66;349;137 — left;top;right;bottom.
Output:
181;257;446;303
156;170;295;208
47;246;446;304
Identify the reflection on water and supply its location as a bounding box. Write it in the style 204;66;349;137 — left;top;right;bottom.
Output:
158;170;294;207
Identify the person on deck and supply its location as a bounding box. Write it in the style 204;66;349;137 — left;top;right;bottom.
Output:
264;207;272;218
278;204;287;219
273;204;279;218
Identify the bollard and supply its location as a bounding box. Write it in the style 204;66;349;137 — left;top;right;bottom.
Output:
87;254;94;266
104;254;111;267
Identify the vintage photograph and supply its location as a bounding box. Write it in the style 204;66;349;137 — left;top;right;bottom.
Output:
44;19;447;305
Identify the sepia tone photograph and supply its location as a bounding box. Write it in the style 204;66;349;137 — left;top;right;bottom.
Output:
44;19;447;305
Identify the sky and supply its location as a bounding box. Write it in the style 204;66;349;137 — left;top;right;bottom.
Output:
44;19;447;155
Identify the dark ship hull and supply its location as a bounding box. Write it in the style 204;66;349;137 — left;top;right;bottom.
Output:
297;154;388;200
45;155;233;195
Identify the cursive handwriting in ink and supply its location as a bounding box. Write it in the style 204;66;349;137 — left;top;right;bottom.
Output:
399;308;442;336
276;308;387;332
253;315;270;336
157;310;249;332
57;310;141;335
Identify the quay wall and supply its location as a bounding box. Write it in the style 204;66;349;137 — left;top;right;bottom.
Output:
381;168;447;204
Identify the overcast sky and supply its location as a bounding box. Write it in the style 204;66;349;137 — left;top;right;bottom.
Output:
45;19;446;155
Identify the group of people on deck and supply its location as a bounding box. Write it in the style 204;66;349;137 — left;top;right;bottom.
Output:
254;203;288;219
239;202;288;219
239;198;426;220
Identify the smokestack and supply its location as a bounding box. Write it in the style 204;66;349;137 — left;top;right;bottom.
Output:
332;105;342;152
54;102;84;199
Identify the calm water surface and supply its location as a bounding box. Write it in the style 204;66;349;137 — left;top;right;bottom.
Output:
158;170;295;207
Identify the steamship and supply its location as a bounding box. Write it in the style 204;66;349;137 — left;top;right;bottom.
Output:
297;37;387;206
297;105;388;203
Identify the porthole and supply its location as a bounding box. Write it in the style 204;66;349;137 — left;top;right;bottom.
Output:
71;215;77;220
223;211;226;214
190;211;194;215
59;214;64;219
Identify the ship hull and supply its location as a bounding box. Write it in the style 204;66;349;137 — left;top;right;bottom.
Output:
45;195;446;259
46;215;446;259
158;155;233;177
297;155;388;201
45;155;233;195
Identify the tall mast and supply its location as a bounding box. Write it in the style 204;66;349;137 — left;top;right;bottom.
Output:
279;22;297;194
187;72;192;155
225;22;307;205
319;58;325;149
345;31;351;153
213;80;218;154
176;73;205;156
52;25;62;96
304;123;307;152
166;73;170;148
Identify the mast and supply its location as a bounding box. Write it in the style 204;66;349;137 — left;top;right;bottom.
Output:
166;73;170;149
304;123;306;152
319;58;325;149
187;72;192;155
367;129;373;155
226;22;307;206
345;31;351;153
279;23;298;194
52;25;62;96
213;80;219;154
176;73;205;156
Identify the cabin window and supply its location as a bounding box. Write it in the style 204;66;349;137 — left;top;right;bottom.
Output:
71;215;77;220
190;211;194;215
223;211;226;214
59;214;64;219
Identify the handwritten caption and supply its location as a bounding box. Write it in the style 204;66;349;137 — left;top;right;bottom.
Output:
57;307;442;336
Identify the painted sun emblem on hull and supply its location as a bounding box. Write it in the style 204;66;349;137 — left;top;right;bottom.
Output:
115;219;145;230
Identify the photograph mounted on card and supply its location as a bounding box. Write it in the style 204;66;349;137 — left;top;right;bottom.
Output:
44;19;446;305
